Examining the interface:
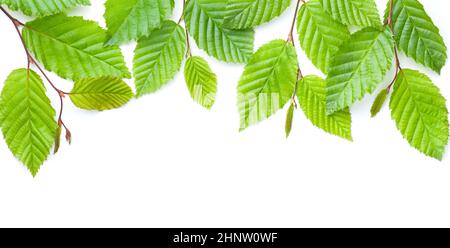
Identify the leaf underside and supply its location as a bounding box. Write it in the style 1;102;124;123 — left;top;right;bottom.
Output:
0;69;57;176
0;0;90;16
297;0;351;73
390;69;449;160
70;76;134;111
184;0;254;63
133;20;186;97
326;27;394;114
23;14;130;82
224;0;292;29
319;0;382;28
388;0;447;73
104;0;173;45
238;39;298;131
184;56;217;109
298;75;352;140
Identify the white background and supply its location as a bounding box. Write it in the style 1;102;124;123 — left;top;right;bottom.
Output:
0;0;449;228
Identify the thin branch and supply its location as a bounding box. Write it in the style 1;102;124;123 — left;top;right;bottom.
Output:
178;0;187;24
179;0;192;58
287;0;303;45
386;0;401;92
1;6;71;139
287;0;305;107
185;27;192;58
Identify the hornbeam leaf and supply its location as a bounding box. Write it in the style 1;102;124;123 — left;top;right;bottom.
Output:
0;0;90;17
224;0;292;29
297;0;350;73
388;0;447;73
70;76;134;111
237;40;298;131
184;0;254;63
0;69;57;176
184;56;217;109
104;0;174;45
23;14;130;81
298;75;352;140
326;27;394;114
133;20;186;97
319;0;382;28
390;69;449;160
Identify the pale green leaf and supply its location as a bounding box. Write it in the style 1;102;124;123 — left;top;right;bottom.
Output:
370;88;388;117
104;0;174;45
0;0;90;16
184;0;254;63
23;14;130;81
390;69;449;160
298;75;352;140
70;76;133;111
184;56;217;109
0;69;57;176
326;27;394;114
319;0;382;28
237;40;298;131
388;0;447;73
224;0;292;29
297;0;350;73
133;20;186;97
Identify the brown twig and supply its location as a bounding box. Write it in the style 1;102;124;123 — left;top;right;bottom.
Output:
1;6;71;141
386;0;402;92
287;0;305;107
179;0;192;58
287;0;304;46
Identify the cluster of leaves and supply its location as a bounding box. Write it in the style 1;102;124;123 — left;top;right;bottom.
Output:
0;0;448;176
236;0;448;161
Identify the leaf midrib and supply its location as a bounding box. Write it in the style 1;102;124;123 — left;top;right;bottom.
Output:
397;0;440;70
225;0;257;24
194;0;251;56
335;31;384;98
25;25;126;74
140;26;180;87
108;0;142;38
250;43;290;104
397;74;444;144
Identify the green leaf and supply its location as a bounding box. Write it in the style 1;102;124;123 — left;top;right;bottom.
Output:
390;69;449;160
104;0;174;45
319;0;382;28
184;0;254;63
388;0;447;73
184;56;217;109
326;27;394;114
70;76;133;111
285;102;295;138
297;0;350;73
224;0;292;29
298;75;352;140
237;40;298;131
133;20;186;97
22;14;130;81
0;69;57;176
370;88;389;117
0;0;90;16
